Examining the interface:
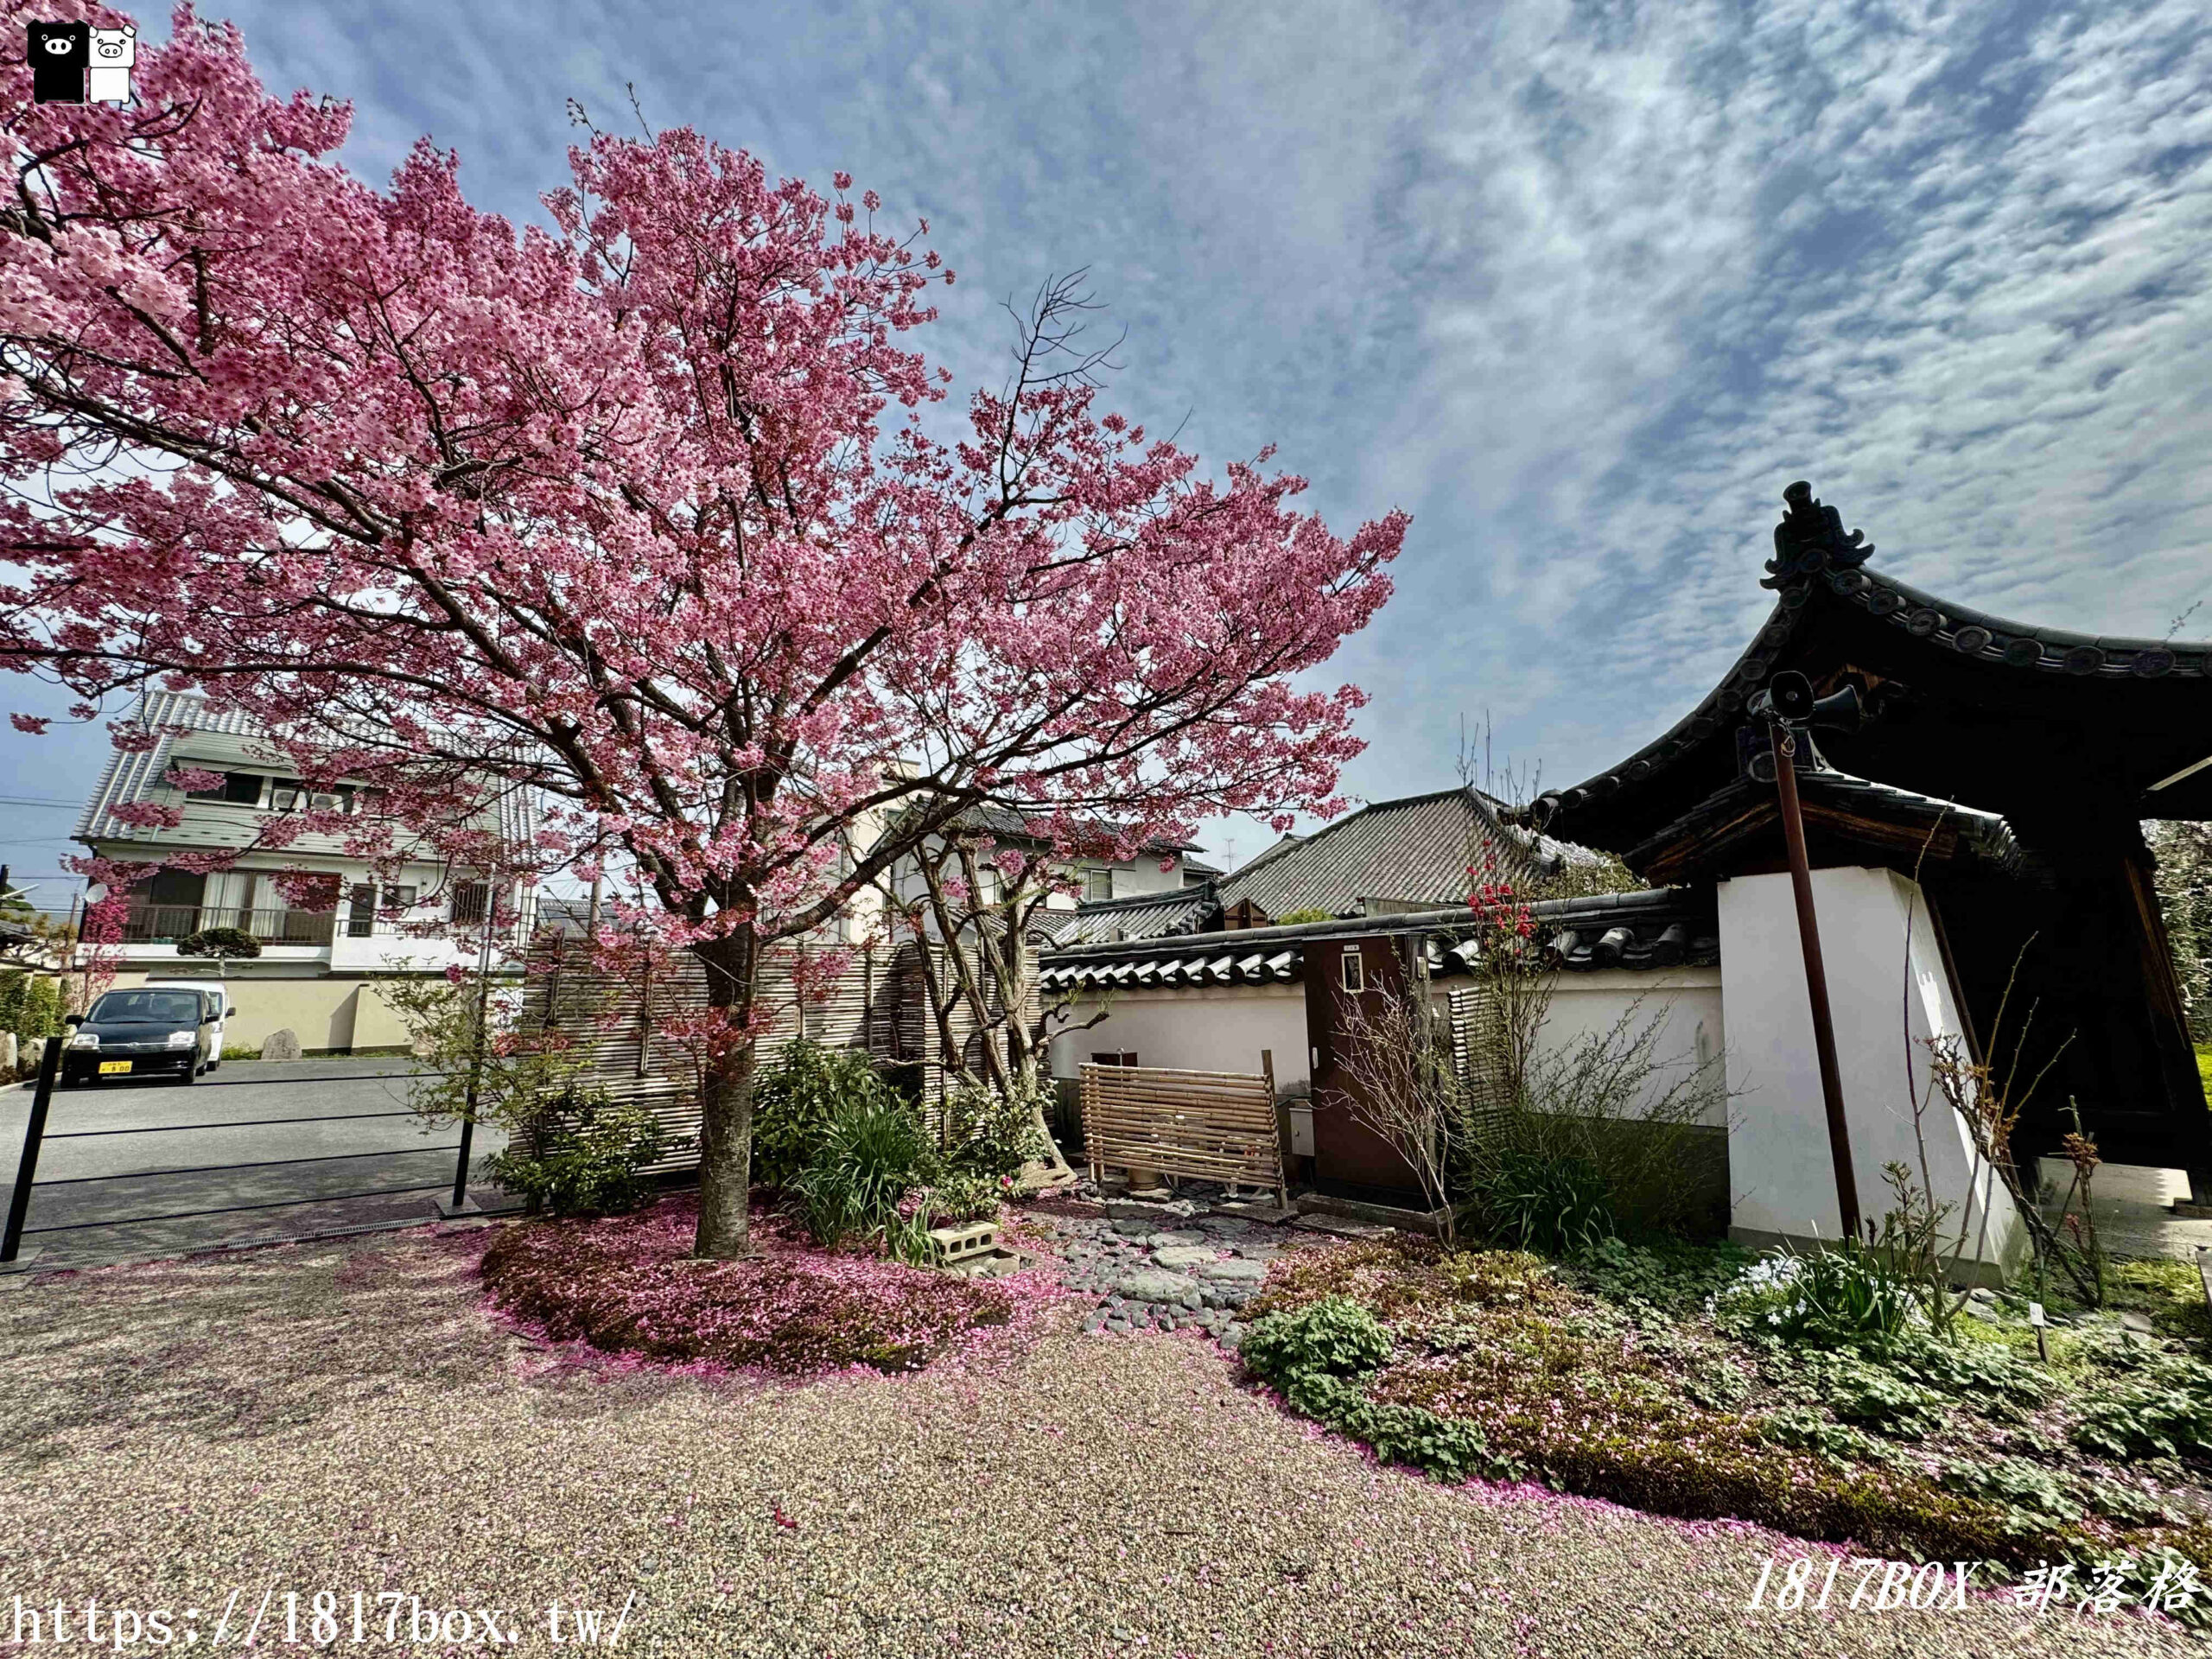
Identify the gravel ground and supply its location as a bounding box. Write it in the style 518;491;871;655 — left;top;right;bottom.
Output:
0;1224;2202;1659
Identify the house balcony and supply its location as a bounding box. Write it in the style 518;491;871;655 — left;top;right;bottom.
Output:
112;902;531;973
120;904;336;949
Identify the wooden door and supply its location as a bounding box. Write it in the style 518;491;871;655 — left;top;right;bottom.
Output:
1304;933;1426;1199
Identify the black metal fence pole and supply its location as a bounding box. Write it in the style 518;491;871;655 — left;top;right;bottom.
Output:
442;881;498;1217
3;1030;67;1265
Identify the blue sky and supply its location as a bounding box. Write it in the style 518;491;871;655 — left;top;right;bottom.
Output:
4;0;2209;906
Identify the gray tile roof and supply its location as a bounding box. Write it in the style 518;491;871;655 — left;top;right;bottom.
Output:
1039;885;1219;946
1213;787;1540;921
1037;886;1718;988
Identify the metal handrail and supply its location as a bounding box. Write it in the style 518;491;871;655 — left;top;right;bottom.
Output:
119;904;336;946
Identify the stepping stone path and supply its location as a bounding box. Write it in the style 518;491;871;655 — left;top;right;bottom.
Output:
1023;1184;1351;1348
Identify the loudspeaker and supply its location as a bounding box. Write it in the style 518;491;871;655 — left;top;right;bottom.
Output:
1757;671;1865;733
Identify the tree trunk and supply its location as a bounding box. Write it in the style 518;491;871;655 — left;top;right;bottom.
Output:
691;925;760;1259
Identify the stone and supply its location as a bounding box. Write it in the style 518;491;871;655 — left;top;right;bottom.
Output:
1106;1316;1131;1333
1116;1269;1198;1304
1961;1300;2000;1324
1221;1323;1249;1351
1152;1245;1217;1269
1196;1216;1254;1236
1294;1214;1395;1240
1111;1219;1155;1237
259;1027;302;1061
2119;1311;2158;1335
1147;1230;1207;1249
0;1032;15;1075
1197;1258;1271;1285
1967;1287;1998;1305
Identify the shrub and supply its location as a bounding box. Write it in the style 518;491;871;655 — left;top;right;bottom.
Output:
1808;1354;1948;1440
1464;1147;1614;1255
1938;1457;2079;1522
789;1096;931;1248
176;925;262;963
16;975;60;1041
2071;1368;2212;1462
0;969;25;1034
1242;1295;1395;1380
925;1167;1007;1224
484;1091;665;1217
939;1079;1048;1179
1458;991;1731;1242
752;1039;899;1192
1714;1242;1922;1348
1758;1406;1883;1465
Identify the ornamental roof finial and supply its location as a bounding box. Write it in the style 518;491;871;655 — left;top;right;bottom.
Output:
1763;480;1874;590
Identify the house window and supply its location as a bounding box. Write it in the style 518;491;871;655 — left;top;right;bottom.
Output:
450;880;491;925
1083;867;1114;903
346;882;376;938
1091;1051;1138;1067
1340;947;1365;993
185;771;265;805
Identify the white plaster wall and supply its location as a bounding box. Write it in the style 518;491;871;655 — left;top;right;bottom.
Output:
1719;866;2023;1273
1047;984;1307;1091
1511;968;1728;1127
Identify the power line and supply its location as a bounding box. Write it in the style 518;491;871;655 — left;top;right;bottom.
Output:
0;797;78;808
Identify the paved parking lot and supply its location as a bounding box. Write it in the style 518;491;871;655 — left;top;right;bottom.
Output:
0;1059;512;1273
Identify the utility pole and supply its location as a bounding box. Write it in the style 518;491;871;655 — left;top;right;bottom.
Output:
1753;668;1870;1243
1770;722;1859;1239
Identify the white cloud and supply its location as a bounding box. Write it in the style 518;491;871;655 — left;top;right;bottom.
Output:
8;0;2209;873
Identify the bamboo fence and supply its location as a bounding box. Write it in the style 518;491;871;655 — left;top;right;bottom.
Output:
1078;1061;1287;1206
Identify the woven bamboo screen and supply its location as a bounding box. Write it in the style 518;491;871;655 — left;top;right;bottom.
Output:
1447;983;1512;1142
1078;1062;1287;1206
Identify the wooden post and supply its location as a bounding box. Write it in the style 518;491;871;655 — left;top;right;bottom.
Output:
1771;721;1861;1241
1261;1048;1286;1208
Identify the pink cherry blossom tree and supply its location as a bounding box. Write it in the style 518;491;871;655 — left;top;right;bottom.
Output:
0;4;1407;1256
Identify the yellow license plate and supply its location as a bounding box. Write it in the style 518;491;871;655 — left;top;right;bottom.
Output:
98;1059;133;1074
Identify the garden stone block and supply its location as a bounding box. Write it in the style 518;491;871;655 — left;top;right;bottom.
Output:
1116;1268;1198;1304
1152;1245;1217;1269
1294;1214;1395;1240
259;1028;302;1061
1198;1258;1270;1285
1147;1230;1206;1248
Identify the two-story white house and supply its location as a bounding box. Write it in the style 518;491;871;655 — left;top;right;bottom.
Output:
73;690;537;1055
863;800;1213;940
